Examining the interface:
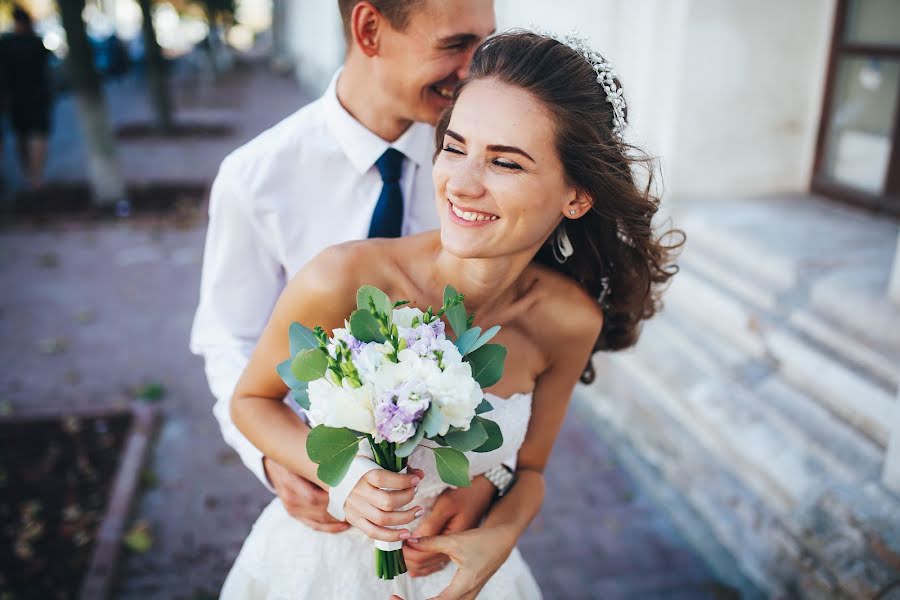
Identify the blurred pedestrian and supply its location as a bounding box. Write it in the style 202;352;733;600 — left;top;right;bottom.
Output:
0;5;53;189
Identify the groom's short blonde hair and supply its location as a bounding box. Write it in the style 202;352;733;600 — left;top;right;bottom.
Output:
338;0;426;39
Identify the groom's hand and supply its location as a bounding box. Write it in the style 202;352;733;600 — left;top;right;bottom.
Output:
263;456;350;533
403;476;494;577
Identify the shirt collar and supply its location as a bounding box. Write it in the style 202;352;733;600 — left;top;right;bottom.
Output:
323;68;435;174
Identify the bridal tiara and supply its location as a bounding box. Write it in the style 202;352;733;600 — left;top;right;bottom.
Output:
537;29;628;138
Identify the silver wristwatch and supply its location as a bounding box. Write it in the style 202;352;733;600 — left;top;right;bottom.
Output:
483;464;516;497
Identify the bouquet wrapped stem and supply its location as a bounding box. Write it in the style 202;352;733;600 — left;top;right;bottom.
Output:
368;435;408;579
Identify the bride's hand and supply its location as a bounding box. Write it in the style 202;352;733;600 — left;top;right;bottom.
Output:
404;525;517;600
343;468;425;543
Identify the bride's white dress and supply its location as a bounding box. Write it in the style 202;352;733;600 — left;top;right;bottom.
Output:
220;392;542;599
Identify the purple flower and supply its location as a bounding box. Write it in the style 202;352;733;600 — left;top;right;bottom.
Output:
403;319;447;358
373;381;431;443
346;334;364;358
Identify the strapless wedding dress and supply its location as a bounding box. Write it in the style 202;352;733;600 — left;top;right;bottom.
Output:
220;392;541;599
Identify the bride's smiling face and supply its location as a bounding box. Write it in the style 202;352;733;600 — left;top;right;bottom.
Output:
433;78;584;259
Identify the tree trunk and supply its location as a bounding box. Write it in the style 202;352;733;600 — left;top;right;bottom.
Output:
138;0;174;132
270;0;292;72
58;0;125;207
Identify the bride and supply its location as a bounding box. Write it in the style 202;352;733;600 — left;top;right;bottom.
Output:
221;30;680;599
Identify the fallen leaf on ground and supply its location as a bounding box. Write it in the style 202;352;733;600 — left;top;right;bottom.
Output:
74;309;96;324
38;337;68;355
37;252;59;268
136;382;166;402
123;520;153;554
141;468;159;489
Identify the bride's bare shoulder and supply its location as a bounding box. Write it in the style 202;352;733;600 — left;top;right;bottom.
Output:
281;234;438;322
525;263;604;347
300;233;436;284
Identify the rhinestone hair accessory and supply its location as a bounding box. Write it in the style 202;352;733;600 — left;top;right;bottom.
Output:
536;29;627;138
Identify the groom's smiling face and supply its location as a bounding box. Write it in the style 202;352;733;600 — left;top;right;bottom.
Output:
376;0;495;125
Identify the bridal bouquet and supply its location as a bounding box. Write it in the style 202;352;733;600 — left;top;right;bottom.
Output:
277;284;506;580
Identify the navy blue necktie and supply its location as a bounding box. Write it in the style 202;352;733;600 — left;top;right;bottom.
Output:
368;148;405;238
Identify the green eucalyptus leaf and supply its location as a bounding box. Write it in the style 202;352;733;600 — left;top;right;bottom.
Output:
468;325;501;354
443;420;488;452
471;417;503;453
454;326;482;355
289;322;319;355
422;404;446;438
357;285;392;317
474;397;493;414
291;388;310;410
466;344;507;388
431;447;471;487
306;426;362;487
291;348;329;381
443;285;468;339
276;358;304;390
395;425;426;458
349;309;386;343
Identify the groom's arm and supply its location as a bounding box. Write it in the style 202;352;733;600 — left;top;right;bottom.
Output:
191;159;350;532
190;157;284;490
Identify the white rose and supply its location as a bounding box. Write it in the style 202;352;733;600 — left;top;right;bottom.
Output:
355;342;391;385
372;353;439;395
434;339;463;367
392;306;426;329
307;379;376;435
425;362;482;432
331;326;352;343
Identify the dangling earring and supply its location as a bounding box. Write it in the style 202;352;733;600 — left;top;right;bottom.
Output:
598;275;611;305
553;224;574;263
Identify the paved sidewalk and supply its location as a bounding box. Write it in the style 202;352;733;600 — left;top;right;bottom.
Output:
0;65;729;599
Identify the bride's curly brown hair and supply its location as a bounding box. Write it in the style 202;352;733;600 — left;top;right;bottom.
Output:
436;31;684;383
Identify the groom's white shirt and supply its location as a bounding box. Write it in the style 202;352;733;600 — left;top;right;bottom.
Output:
190;69;440;489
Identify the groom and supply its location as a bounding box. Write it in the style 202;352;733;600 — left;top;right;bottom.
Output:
191;0;497;578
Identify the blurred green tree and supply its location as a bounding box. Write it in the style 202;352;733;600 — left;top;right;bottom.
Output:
199;0;235;76
57;0;125;207
138;0;174;132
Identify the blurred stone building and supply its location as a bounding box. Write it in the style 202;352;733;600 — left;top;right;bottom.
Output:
278;1;899;597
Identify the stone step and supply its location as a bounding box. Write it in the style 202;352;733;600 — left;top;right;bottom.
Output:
587;353;809;598
761;329;895;447
650;311;884;481
680;212;900;386
588;314;897;597
665;263;897;446
787;309;898;390
625;315;856;514
679;211;797;295
586;351;900;598
664;268;768;359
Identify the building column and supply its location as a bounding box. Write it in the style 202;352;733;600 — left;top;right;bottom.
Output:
883;387;900;495
270;0;293;72
889;231;900;306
